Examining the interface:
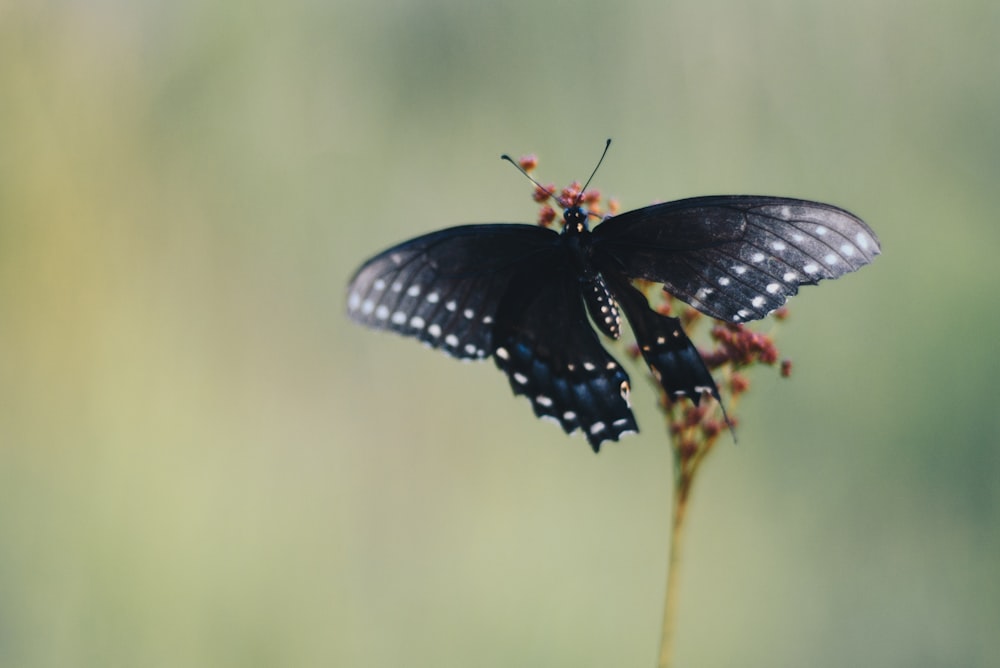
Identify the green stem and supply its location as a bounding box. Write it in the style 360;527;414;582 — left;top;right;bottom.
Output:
658;474;691;668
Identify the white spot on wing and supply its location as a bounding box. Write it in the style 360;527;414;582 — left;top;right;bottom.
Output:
445;300;457;312
445;334;459;347
783;271;798;282
348;293;361;310
361;300;375;315
536;395;553;407
718;277;731;286
410;316;425;329
373;279;386;291
772;241;787;251
752;296;765;308
463;308;474;319
513;372;529;385
406;285;421;297
428;324;441;338
815;226;828;236
823;253;838;265
803;262;819;274
732;265;747;275
751;252;766;263
496;347;509;360
766;282;781;294
589;422;606;435
391;311;407;325
375;305;389;320
426;292;439;303
840;243;856;257
855;232;870;250
464;343;477;355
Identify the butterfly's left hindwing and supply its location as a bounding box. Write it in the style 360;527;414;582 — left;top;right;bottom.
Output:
593;196;881;322
491;263;637;452
347;224;558;359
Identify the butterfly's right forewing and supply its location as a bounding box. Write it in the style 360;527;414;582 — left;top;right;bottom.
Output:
593;196;880;322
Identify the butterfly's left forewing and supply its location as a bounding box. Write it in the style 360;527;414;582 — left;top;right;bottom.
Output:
347;224;558;359
593;196;881;322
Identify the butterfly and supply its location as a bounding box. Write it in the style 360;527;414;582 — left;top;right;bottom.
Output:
346;141;880;451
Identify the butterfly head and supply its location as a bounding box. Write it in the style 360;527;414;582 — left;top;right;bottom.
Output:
562;205;591;233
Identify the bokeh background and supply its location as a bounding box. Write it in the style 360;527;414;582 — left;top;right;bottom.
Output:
2;1;998;666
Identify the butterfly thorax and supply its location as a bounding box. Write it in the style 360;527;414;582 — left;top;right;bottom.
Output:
561;206;622;340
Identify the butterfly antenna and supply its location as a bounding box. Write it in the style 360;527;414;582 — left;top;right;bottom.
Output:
501;138;613;208
500;153;557;199
577;138;612;206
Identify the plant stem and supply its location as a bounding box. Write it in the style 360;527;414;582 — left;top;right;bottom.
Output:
658;474;691;668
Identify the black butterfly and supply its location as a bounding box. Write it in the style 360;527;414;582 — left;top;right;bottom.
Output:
346;144;880;451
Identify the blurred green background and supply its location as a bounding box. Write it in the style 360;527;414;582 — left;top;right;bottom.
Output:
1;0;997;666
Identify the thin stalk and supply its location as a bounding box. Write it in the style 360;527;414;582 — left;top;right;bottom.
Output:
657;470;692;668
